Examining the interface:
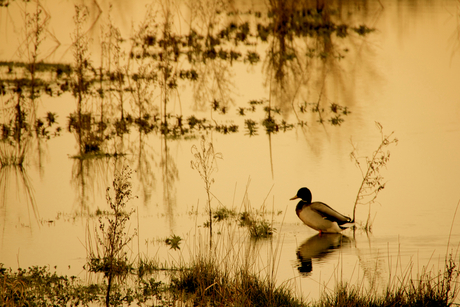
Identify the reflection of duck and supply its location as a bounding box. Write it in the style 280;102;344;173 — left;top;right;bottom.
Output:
290;187;353;233
297;233;351;275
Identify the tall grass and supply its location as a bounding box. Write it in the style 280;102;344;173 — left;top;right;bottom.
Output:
169;213;303;307
171;256;305;306
315;252;459;307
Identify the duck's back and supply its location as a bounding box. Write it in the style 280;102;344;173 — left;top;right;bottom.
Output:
309;202;351;224
296;201;350;233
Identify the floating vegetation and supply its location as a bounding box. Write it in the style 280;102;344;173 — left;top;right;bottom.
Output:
239;211;275;239
245;119;259;136
164;234;182;251
213;206;237;222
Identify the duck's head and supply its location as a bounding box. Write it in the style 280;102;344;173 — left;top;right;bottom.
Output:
290;187;312;203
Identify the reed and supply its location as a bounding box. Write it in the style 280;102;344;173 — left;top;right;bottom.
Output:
191;136;223;248
350;122;398;230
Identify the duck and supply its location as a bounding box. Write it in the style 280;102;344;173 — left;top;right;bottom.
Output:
290;187;353;233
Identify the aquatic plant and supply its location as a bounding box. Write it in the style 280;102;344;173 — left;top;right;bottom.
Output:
165;234;182;251
86;165;137;307
350;122;398;230
239;211;275;239
0;263;166;306
190;136;223;247
0;264;101;306
20;2;49;105
213;206;237;222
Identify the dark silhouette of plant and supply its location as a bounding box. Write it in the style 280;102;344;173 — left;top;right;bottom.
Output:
191;136;222;248
21;2;49;105
165;234;182;251
86;165;137;307
350;122;398;230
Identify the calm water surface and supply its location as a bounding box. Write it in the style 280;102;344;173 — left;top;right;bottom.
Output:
1;0;460;302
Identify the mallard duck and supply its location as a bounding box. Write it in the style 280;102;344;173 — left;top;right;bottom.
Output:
290;187;353;233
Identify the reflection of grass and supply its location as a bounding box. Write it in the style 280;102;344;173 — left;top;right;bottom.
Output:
1;0;368;140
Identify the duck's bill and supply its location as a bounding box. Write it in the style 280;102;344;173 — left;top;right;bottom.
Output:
289;195;299;200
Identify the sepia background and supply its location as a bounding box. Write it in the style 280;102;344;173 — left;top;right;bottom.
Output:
1;0;460;303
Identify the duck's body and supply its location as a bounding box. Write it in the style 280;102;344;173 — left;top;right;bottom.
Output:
291;187;353;233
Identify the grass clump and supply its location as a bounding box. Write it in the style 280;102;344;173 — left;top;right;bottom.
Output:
213;206;236;222
171;257;226;303
171;256;305;307
239;211;274;239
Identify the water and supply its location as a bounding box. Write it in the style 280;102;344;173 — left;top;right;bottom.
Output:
1;0;460;302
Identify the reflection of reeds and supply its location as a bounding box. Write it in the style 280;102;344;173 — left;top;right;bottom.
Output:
70;154;114;214
161;135;179;232
0;164;40;227
130;130;157;205
0;141;27;167
0;90;40;226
